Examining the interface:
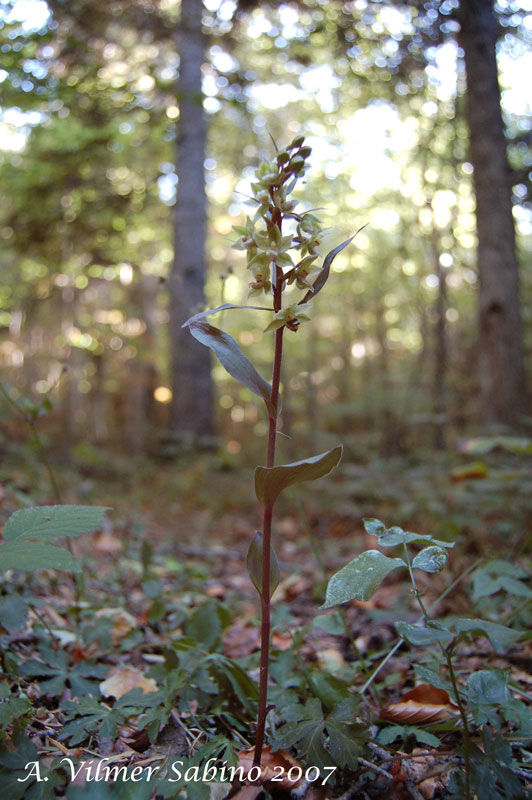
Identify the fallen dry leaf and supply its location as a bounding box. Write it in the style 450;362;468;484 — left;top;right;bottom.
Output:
419;774;447;800
100;666;158;699
271;631;293;650
353;583;402;610
40;604;68;628
205;582;227;598
223;622;260;659
237;746;304;789
380;683;459;725
272;574;310;603
450;461;489;482
277;516;298;537
316;647;345;672
405;748;448;800
93;533;123;554
509;667;532;687
95;607;138;645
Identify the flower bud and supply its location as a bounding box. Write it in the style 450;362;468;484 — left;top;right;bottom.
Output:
290;135;305;149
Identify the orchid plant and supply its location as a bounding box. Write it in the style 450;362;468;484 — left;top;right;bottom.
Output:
184;136;357;766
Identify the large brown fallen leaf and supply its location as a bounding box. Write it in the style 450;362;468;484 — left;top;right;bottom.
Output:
236;746;304;789
100;666;158;699
380;683;459;725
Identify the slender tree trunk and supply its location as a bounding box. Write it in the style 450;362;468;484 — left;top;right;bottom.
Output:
432;237;447;450
338;292;354;415
375;299;399;455
137;274;160;434
169;0;214;441
458;0;528;428
90;353;108;444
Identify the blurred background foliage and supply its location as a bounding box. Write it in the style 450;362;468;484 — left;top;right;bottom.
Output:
0;0;530;470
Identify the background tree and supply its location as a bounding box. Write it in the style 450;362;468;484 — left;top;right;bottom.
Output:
457;0;529;428
169;0;215;442
0;0;530;457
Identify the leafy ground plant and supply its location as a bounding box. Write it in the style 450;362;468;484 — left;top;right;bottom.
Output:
0;505;109;574
1;462;531;797
323;517;530;800
184;136;356;767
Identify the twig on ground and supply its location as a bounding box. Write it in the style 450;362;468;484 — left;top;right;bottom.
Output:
358;756;393;781
367;741;392;761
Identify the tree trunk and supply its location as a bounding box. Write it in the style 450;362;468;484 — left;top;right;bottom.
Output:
375;299;400;455
458;0;529;428
432;237;447;450
169;0;214;442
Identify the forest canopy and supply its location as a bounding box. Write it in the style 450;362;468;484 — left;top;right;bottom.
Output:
0;0;530;454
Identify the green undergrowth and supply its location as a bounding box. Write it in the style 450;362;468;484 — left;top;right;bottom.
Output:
0;456;531;799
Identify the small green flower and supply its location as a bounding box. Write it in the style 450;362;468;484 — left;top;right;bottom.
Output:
264;302;313;333
298;213;322;237
295;214;323;256
256;160;280;187
232;217;258;250
255;189;270;205
247;250;270;271
248;269;272;297
289;255;321;289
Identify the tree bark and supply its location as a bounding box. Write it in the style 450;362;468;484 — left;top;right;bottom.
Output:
458;0;529;428
169;0;214;441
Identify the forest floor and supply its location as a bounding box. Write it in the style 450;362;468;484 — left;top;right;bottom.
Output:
1;439;531;799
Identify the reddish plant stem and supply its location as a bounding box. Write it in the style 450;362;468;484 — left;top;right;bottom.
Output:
253;267;284;767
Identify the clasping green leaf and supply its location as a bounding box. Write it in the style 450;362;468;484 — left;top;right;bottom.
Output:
246;531;280;600
255;445;342;508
